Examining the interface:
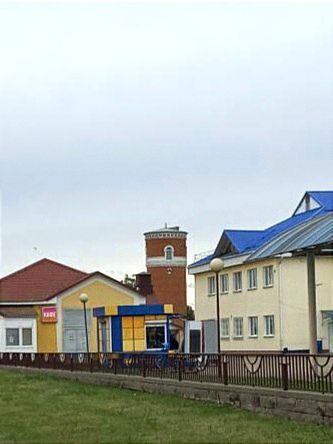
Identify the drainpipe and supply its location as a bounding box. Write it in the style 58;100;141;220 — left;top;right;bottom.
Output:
277;259;284;351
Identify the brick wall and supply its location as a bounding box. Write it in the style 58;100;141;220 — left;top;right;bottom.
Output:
145;234;187;315
146;238;187;257
146;266;187;314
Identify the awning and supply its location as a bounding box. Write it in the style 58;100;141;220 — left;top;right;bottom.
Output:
0;306;37;318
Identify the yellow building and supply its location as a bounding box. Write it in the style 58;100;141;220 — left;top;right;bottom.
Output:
189;191;333;352
0;258;145;353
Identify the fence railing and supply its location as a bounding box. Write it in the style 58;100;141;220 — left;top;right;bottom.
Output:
1;352;333;394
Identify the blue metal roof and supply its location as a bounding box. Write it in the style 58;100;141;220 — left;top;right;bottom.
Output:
93;304;170;317
247;213;333;261
188;253;214;269
189;191;333;269
224;230;264;253
212;207;326;258
259;207;325;245
308;191;333;211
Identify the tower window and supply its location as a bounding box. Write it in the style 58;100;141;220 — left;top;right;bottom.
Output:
164;245;174;261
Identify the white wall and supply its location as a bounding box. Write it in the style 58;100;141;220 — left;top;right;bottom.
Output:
0;317;37;353
194;258;281;351
192;256;333;352
280;256;333;351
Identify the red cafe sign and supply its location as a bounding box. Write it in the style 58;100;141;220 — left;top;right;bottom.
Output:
42;306;57;323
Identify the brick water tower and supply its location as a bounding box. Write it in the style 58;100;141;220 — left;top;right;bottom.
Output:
144;225;187;316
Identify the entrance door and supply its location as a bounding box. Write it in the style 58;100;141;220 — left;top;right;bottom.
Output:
203;319;217;353
101;322;108;353
62;309;91;352
63;329;86;352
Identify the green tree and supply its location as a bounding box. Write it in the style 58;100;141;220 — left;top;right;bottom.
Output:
122;274;136;288
186;305;195;320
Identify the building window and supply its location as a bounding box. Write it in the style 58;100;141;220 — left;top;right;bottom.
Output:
22;328;32;346
263;265;274;287
220;274;229;294
233;272;242;292
221;318;230;338
207;276;216;296
6;328;19;346
248;317;258;337
145;323;166;350
264;315;275;337
247;268;257;290
164;245;174;261
233;317;243;338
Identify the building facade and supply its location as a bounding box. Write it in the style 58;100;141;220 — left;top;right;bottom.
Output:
189;191;333;352
0;259;145;353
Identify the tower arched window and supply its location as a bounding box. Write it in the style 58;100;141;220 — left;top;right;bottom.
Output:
164;245;174;261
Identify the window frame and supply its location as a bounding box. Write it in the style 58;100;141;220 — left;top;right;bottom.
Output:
144;321;167;351
221;318;230;339
22;328;33;346
247;268;257;290
248;316;258;338
233;317;243;339
263;265;274;288
164;245;174;261
264;315;275;337
6;328;20;347
220;273;229;294
233;272;242;293
207;276;216;296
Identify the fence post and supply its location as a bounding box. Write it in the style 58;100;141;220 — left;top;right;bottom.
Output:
217;354;222;381
90;354;93;373
178;358;182;382
282;355;288;391
142;356;146;378
223;355;228;386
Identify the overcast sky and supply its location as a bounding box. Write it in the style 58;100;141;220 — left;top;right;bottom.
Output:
1;2;333;304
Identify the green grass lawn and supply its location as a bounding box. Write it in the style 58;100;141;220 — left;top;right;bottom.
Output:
0;369;332;443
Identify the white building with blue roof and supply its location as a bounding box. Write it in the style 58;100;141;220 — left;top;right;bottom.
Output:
188;191;333;353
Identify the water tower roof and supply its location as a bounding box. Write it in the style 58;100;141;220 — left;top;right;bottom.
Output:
144;225;187;238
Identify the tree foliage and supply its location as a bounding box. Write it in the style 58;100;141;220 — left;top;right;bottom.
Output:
187;305;195;320
122;274;136;288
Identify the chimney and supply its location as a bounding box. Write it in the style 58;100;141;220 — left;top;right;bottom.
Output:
135;272;153;297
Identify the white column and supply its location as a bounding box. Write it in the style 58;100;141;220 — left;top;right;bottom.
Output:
307;251;317;354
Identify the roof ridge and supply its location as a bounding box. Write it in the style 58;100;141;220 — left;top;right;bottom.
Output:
268;207;324;232
307;190;333;194
0;258;47;282
0;258;88;282
42;258;88;276
45;271;96;300
45;271;143;300
224;229;263;233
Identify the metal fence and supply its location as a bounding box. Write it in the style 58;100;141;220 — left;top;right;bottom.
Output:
1;352;333;394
